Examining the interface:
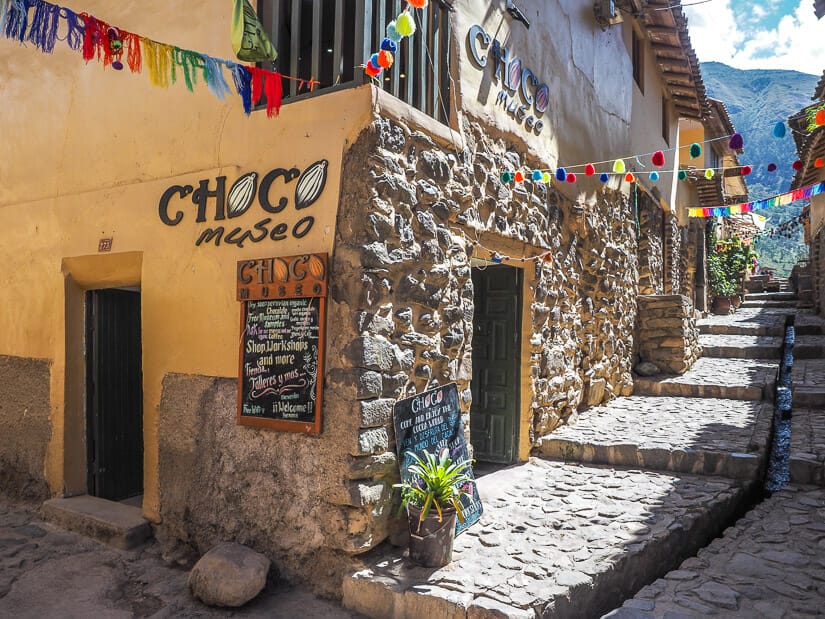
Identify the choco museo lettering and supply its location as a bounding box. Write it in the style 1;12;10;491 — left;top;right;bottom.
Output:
467;25;548;135
158;159;329;248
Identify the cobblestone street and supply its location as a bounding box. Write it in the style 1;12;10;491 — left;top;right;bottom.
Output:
0;499;361;619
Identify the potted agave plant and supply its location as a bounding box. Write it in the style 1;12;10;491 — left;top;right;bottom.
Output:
394;448;473;568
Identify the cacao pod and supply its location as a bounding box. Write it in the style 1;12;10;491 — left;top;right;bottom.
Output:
294;160;328;210
227;172;257;218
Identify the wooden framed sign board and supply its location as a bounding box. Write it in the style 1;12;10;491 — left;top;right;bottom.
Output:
236;253;328;434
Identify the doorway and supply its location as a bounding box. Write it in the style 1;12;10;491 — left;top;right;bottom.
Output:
470;265;522;464
85;289;144;501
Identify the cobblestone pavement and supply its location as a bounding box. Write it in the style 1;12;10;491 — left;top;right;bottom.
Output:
633;357;777;401
790;408;825;485
538;397;773;479
699;334;783;359
344;459;748;619
604;485;825;618
0;498;360;619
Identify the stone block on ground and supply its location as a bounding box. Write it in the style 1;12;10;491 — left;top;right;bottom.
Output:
188;542;270;607
41;495;151;550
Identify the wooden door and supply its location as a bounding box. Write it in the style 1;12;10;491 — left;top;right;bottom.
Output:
86;289;143;501
470;265;521;463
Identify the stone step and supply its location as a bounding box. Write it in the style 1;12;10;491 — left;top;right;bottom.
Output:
745;292;798;302
789;408;825;486
41;495;151;550
792;388;825;408
696;310;788;337
793;314;825;335
698;334;783;359
537;396;773;481
633;358;776;402
343;459;753;619
605;486;825;618
793;335;825;359
740;300;798;309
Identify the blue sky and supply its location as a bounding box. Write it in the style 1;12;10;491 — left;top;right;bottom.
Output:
683;0;825;75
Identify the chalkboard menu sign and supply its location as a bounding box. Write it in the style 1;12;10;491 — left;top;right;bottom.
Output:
393;383;483;534
236;254;328;434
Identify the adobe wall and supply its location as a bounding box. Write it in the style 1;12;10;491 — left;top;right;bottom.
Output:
0;355;51;500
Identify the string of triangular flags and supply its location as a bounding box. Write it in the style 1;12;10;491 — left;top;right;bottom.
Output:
0;0;320;118
688;181;825;218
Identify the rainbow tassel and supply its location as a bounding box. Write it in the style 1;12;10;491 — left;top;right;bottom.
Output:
204;56;231;100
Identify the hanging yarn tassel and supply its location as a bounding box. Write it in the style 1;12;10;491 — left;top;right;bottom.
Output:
26;0;60;53
60;7;85;51
0;0;9;35
204;56;231;100
5;0;32;43
122;30;141;72
80;12;110;63
174;48;207;92
143;38;175;88
264;70;283;117
231;63;253;114
249;65;266;105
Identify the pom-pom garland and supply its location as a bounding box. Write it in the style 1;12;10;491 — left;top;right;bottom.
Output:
380;38;397;53
793;160;803;171
728;133;743;150
651;150;665;167
612;159;626;173
773;122;786;138
386;21;402;42
625;172;635;182
377;50;394;68
767;163;777;172
365;61;381;78
532;169;543;181
678;170;688;181
704;168;715;179
407;0;429;7
650;171;660;182
599;173;609;183
816;158;825;169
566;173;577;184
816;109;825;126
585;163;595;176
742;165;752;176
689;143;702;158
514;171;525;183
396;12;416;37
555;167;567;181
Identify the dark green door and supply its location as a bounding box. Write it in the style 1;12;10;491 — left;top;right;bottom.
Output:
470;265;521;463
86;289;144;501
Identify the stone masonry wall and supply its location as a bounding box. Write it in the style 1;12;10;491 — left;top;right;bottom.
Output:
636;295;701;375
664;213;682;295
637;191;665;295
331;113;639;553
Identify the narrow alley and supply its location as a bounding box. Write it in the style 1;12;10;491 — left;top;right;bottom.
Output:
1;289;824;618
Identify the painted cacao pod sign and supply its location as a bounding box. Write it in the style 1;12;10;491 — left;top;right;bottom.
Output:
158;159;329;248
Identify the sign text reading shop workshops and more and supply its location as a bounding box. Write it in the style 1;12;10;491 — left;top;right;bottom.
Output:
393;384;483;534
236;254;328;434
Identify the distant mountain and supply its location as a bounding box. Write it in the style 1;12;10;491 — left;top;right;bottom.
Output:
700;61;820;276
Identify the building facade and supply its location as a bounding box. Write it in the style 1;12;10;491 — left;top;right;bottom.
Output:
0;0;709;594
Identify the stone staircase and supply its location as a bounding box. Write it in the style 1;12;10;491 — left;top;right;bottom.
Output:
344;290;825;619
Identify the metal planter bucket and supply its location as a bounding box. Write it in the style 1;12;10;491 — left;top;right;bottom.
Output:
407;504;457;568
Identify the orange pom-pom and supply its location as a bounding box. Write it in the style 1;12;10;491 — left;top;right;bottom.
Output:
816;158;825;168
625;172;635;182
514;171;525;183
407;0;428;7
816;109;825;126
377;50;394;69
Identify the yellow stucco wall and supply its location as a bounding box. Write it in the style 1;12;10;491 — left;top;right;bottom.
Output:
0;0;374;518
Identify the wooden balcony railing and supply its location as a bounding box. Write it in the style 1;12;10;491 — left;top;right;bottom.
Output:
260;0;452;125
